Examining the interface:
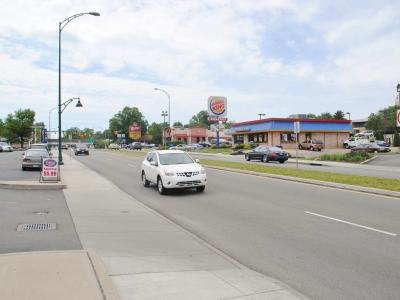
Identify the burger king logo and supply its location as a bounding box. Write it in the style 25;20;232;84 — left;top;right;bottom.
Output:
209;97;227;116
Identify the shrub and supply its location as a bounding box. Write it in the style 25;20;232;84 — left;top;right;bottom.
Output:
319;152;371;163
234;144;244;150
394;133;400;147
243;144;252;150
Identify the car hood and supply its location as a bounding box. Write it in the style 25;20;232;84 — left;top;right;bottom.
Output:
160;163;202;173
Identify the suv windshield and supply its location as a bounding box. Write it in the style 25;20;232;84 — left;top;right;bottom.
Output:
159;153;194;165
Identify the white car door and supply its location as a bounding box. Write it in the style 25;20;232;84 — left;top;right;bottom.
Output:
146;152;158;183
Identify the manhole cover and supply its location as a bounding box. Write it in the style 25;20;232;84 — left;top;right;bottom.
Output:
16;223;57;232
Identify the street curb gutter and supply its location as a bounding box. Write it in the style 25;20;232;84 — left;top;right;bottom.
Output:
0;180;65;190
205;165;400;199
360;155;378;165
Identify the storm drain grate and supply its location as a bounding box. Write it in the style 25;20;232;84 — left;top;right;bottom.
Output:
16;223;57;232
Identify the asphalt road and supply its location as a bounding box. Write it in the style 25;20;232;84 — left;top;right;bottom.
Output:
0;189;81;253
367;154;400;168
74;149;400;300
189;152;400;179
0;151;40;181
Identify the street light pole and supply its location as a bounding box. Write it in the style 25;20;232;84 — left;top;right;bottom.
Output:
161;110;168;146
258;113;266;120
154;88;171;127
58;12;100;165
346;112;351;120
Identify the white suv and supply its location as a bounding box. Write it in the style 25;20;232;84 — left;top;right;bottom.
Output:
141;150;207;195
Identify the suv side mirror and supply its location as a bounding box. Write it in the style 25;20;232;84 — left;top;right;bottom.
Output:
150;161;158;167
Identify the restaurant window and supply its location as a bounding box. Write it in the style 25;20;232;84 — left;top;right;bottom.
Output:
280;133;296;143
249;133;268;143
234;134;244;144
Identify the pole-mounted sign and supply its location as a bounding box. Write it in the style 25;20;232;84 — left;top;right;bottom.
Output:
208;96;227;118
397;110;400;127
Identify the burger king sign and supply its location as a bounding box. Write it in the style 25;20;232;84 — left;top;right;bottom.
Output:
208;96;227;117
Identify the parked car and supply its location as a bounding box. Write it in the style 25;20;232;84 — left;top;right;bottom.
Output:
351;143;391;153
198;142;211;147
61;144;68;150
141;150;207;194
22;149;49;170
129;142;142;150
169;144;189;150
245;146;289;163
74;144;89;155
343;137;370;149
298;140;324;151
30;143;49;151
375;140;390;147
187;144;203;150
109;143;121;149
0;142;13;152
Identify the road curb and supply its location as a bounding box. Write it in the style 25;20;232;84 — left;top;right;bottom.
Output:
205;165;400;199
0;180;65;190
360;155;378;165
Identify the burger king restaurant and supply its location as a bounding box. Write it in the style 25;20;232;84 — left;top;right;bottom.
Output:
229;118;352;149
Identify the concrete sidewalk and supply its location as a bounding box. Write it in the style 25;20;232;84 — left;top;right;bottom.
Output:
61;155;306;299
0;250;116;300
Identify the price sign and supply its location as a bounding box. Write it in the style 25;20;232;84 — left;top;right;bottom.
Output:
41;158;59;182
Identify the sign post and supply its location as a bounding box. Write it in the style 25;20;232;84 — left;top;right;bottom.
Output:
40;157;59;182
207;96;227;148
294;121;301;169
397;110;400;127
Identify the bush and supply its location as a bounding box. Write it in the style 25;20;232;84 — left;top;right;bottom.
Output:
319;152;371;163
394;133;400;147
243;144;252;150
168;140;184;146
234;144;244;150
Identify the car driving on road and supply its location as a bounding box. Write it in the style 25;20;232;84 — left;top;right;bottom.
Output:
141;150;207;195
74;144;89;155
245;146;289;163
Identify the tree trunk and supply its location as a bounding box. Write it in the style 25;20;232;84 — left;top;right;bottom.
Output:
20;137;24;149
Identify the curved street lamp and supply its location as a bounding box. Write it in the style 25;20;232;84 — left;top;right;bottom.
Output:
58;12;100;165
154;88;171;127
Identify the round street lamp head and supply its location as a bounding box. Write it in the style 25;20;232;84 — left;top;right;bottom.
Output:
89;12;100;16
75;99;83;107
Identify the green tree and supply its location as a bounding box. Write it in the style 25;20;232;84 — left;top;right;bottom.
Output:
318;112;333;119
5;109;35;148
394;133;400;147
0;119;5;138
365;105;397;136
306;113;317;118
64;127;81;139
333;110;345;120
109;107;148;141
189;110;211;127
147;122;163;145
173;121;183;127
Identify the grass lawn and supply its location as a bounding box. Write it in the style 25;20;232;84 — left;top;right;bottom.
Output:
194;148;233;154
200;159;400;192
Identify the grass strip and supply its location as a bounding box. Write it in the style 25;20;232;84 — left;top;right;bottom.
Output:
200;159;400;192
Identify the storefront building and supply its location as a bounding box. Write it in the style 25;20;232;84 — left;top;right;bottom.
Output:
229;118;352;148
167;125;232;144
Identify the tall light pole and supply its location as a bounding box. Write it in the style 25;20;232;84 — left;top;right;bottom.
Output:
258;113;266;120
346;112;351;120
58;11;100;165
161;110;168;146
154;88;171;127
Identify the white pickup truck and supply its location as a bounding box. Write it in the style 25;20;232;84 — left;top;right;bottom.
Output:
343;137;370;149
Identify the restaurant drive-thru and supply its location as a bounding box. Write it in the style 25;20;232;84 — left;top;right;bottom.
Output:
229;118;352;148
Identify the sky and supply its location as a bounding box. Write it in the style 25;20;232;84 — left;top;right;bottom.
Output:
1;0;400;131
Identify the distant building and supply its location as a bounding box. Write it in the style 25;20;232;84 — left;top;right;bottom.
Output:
352;118;368;133
229;117;352;148
288;114;308;119
166;125;232;144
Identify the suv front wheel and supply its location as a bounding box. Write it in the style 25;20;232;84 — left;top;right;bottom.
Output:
157;177;167;195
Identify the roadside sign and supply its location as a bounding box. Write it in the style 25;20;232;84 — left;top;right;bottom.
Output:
40;157;59;182
208;96;227;117
208;116;228;122
129;123;141;140
294;121;301;133
397;110;400;127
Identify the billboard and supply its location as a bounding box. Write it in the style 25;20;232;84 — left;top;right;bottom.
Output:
208;96;227;117
129;123;141;140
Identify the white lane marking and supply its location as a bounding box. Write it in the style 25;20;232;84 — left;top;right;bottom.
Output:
128;164;138;168
304;211;397;237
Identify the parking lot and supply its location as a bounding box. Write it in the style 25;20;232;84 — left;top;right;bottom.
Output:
0;151;41;181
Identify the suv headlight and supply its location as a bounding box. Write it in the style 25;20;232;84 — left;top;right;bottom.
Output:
200;167;206;174
164;170;175;177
